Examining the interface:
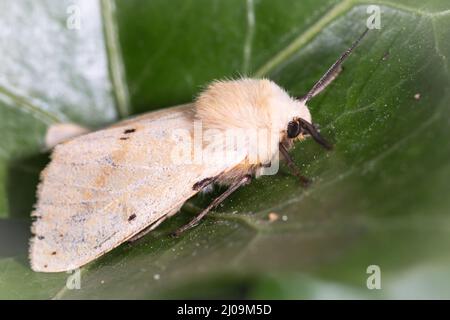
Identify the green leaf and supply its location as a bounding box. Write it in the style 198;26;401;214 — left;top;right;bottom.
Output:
1;0;450;299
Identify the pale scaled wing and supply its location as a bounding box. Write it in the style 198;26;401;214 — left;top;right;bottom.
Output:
30;104;242;272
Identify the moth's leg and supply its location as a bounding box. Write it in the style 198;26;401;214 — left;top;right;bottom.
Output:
131;175;223;242
127;216;167;243
128;226;153;243
192;176;217;191
172;174;252;236
128;207;180;243
279;143;311;187
297;65;342;101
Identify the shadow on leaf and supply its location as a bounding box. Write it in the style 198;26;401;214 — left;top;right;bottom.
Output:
2;153;50;259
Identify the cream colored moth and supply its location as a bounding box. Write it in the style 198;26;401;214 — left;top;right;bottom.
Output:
30;30;368;272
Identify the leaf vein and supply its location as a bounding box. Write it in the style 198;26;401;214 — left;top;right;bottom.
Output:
100;0;131;118
243;0;256;75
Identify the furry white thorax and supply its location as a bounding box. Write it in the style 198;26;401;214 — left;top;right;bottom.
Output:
194;78;311;166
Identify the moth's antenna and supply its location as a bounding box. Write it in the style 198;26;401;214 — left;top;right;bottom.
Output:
300;28;370;103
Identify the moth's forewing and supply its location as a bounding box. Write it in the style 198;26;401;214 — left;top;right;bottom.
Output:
30;104;239;272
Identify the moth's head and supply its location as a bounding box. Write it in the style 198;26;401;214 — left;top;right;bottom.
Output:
285;102;332;150
270;86;331;150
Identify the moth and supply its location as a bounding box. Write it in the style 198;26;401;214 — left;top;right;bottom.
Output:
30;30;368;272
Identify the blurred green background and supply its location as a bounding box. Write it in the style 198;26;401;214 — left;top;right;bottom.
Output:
1;0;450;299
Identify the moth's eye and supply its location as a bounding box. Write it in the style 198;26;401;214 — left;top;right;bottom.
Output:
287;121;300;138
